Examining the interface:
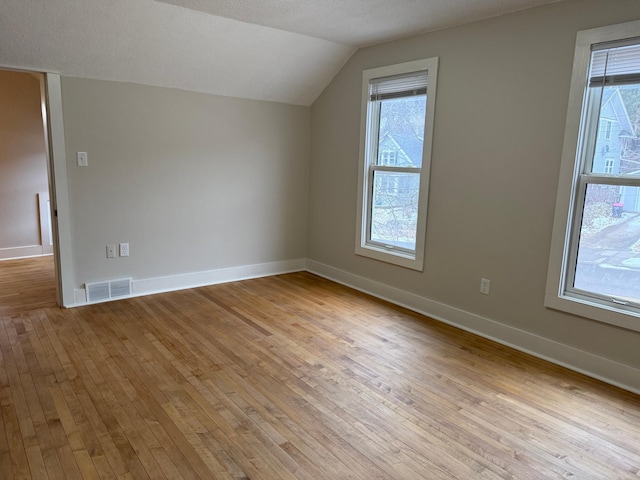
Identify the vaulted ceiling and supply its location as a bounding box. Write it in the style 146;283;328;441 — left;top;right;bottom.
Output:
0;0;561;106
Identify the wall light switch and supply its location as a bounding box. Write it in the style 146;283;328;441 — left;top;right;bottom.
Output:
77;151;88;167
119;243;129;257
480;278;491;295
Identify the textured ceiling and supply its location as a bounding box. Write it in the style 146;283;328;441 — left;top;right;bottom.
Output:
0;0;353;106
0;0;561;106
157;0;562;46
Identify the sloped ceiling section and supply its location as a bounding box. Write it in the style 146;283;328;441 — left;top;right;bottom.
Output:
0;0;562;105
157;0;563;46
0;0;355;106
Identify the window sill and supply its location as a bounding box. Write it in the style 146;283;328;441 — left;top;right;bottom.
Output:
544;292;640;333
356;243;424;271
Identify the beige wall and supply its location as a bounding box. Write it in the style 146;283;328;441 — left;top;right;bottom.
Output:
0;70;48;250
308;0;640;370
61;78;309;286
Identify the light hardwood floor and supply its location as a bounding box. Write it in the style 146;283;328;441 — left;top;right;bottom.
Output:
1;271;639;479
0;256;57;316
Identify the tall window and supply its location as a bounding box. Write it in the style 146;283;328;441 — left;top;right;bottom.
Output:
547;20;640;332
356;58;438;270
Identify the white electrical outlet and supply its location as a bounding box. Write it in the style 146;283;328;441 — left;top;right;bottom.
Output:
106;244;116;258
77;151;88;167
480;278;491;295
119;243;129;257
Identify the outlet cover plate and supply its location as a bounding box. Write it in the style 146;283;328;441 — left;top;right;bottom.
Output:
77;151;88;167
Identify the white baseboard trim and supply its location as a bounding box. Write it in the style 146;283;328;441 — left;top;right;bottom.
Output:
134;258;306;297
71;258;307;307
306;259;640;396
0;245;51;261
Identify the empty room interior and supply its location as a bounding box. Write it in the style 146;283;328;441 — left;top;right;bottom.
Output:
2;0;640;478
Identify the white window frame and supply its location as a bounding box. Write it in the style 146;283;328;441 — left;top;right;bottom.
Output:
355;58;438;271
546;19;640;332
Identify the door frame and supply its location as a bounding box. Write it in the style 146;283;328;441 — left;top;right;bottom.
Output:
42;73;74;307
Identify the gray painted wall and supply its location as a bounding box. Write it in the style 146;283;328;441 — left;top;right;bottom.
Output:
61;78;310;286
308;0;640;369
0;70;48;250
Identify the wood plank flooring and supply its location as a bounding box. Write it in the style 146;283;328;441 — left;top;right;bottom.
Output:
1;271;639;479
0;256;57;316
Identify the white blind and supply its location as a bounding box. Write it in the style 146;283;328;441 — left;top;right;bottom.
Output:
370;71;428;101
590;41;640;86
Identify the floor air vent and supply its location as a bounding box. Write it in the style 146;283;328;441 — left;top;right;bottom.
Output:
86;278;132;303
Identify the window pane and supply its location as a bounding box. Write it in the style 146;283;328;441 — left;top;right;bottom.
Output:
377;95;426;167
573;183;640;302
370;171;420;250
589;85;640;175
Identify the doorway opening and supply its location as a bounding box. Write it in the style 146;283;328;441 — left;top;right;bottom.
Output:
0;69;59;315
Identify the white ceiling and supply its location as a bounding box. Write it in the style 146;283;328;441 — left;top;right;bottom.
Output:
157;0;562;46
0;0;561;106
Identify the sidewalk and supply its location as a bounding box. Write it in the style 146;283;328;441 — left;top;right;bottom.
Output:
575;212;640;300
578;212;640;270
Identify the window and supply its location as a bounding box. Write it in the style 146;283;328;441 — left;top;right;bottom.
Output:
604;157;615;174
546;20;640;332
380;150;398;166
355;58;438;270
602;119;614;140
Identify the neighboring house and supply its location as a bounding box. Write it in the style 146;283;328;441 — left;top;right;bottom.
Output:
589;88;639;211
376;133;423;200
593;88;634;174
378;133;424;167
